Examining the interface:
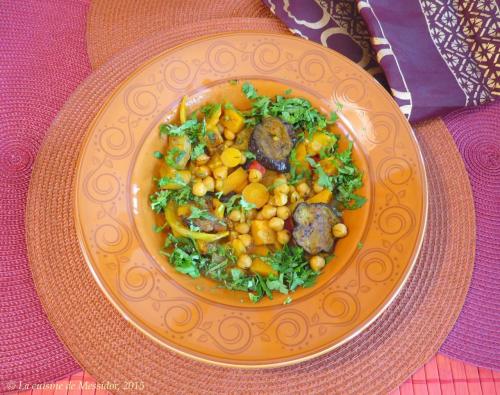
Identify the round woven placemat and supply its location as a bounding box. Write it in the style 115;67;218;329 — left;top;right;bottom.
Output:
86;0;498;372
86;0;279;69
26;21;474;394
439;101;500;370
0;0;89;389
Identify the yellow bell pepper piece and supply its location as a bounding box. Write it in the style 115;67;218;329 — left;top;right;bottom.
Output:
307;189;333;204
250;258;278;277
212;198;225;219
179;95;187;124
168;135;191;168
222;167;248;195
294;142;310;174
306;132;337;156
221;108;245;133
206;104;222;130
159;165;192;190
165;201;228;241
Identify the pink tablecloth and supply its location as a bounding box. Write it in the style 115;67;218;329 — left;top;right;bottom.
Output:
1;0;498;393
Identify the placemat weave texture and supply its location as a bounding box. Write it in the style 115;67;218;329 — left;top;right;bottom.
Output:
440;101;500;370
26;23;475;394
11;355;500;395
86;0;279;69
0;0;90;389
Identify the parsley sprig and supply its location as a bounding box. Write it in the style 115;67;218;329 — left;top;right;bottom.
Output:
242;82;337;134
159;118;207;160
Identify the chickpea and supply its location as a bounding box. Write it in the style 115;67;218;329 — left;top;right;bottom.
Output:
229;209;242;222
332;223;348;238
261;204;277;219
290;191;301;203
192;181;207;197
296;182;311;197
268;196;277;206
238;234;252;247
224;140;234;148
246;208;257;220
215;179;224;192
229;231;239;240
237;254;252;269
268;217;285;231
213;165;228;179
232;239;247;256
223;129;235;141
202;176;215;192
240;154;247;165
195;154;210;165
208;157;222;170
248;168;263;183
276;206;290;220
277;229;290;245
313;182;324;193
255;211;265;220
235;222;250;234
274;192;288;207
288;185;296;194
194;165;210;178
275;183;290;195
309;255;326;272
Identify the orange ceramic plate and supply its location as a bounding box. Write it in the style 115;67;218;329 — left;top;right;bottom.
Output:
75;33;427;368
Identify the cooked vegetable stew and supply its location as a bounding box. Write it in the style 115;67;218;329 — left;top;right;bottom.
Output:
150;82;366;303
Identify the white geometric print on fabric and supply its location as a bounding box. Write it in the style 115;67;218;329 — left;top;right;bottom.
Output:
419;0;499;105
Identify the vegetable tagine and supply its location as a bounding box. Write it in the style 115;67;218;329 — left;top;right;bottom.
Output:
150;82;366;303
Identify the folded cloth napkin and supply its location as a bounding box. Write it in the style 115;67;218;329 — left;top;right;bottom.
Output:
264;0;499;122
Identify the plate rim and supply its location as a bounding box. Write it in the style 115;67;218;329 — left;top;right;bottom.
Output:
74;31;428;369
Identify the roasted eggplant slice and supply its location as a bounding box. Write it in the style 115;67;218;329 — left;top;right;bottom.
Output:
292;202;340;255
249;117;296;172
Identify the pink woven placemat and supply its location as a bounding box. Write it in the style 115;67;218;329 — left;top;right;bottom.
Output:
440;101;500;370
0;0;91;387
9;355;499;394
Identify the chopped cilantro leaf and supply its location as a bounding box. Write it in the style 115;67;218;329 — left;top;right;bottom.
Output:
224;194;256;213
152;222;168;233
160;119;198;136
242;82;259;99
243;150;256;160
153;151;164;159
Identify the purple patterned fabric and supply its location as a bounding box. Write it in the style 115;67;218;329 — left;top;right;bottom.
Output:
263;0;499;122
